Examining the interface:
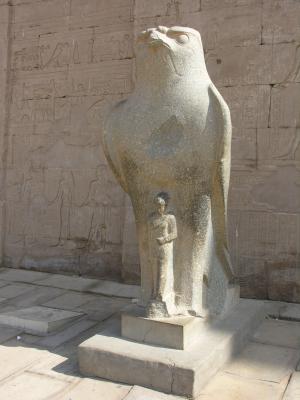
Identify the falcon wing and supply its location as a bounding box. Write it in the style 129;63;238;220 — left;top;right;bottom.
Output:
208;83;235;281
102;103;129;193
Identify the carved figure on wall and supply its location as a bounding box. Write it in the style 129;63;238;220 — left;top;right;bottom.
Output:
50;170;74;245
147;192;177;317
103;26;239;318
84;167;111;251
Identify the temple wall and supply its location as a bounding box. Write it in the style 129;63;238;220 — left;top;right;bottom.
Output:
0;0;299;301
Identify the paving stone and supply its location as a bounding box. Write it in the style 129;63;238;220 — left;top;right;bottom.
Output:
79;296;130;321
124;386;182;399
1;286;66;310
0;268;50;283
283;372;300;399
0;371;69;400
0;325;22;343
224;342;300;383
0;345;46;380
280;303;300;322
0;306;83;335
197;371;287;400
36;274;140;298
36;275;100;292
0;280;9;288
253;319;300;349
36;318;97;348
57;377;131;400
89;280;140;299
28;352;79;382
0;283;35;299
42;291;96;310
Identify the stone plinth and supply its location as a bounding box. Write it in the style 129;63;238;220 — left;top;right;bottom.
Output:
122;309;205;350
78;299;267;398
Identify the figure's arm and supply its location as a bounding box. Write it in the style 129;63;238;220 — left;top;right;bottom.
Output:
157;215;177;245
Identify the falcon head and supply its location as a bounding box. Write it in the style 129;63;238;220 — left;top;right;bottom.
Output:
136;26;207;78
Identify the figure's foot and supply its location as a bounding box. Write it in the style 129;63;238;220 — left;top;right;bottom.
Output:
146;299;169;319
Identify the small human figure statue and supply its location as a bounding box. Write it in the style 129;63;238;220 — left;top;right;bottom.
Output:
146;192;177;318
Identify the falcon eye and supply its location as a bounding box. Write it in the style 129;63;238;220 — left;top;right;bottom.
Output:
176;34;189;44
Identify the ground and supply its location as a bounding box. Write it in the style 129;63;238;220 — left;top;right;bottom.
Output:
0;268;299;399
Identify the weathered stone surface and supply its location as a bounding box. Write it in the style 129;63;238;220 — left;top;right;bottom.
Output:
42;292;96;310
58;378;131;400
0;305;82;335
0;0;299;305
36;274;140;298
0;268;50;283
283;372;300;399
103;25;239;318
0;283;34;299
124;386;181;400
78;300;266;398
36;318;97;348
224;342;300;383
253;319;300;349
280;303;300;322
197;371;287;400
122;310;205;350
0;371;69;400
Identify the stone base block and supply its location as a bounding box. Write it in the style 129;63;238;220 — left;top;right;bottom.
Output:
122;309;204;350
78;299;267;398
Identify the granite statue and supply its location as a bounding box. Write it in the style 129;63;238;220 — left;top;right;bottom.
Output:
147;192;177;318
103;26;239;318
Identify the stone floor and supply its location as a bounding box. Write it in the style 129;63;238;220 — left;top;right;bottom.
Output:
0;267;299;399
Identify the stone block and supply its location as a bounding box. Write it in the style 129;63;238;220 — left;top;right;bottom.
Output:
0;371;69;400
0;283;34;299
219;85;270;129
201;0;261;9
36;318;97;348
283;372;300;400
0;268;50;283
224;341;300;383
253;319;300;349
135;0;199;18
36;273;140;298
280;303;300;322
198;371;287;400
43;292;96;310
271;43;300;84
185;6;261;50
270;83;300;128
78;300;266;398
257;128;299;165
206;45;272;86
0;306;83;335
0;325;22;343
262;0;300;44
122;310;205;350
124;386;181;399
58;377;131;400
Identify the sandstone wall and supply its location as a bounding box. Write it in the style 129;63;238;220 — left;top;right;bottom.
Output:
0;0;299;301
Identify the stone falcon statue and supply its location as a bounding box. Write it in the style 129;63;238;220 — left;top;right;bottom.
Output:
103;26;239;318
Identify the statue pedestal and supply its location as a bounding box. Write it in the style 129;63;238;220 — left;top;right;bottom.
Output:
122;307;205;350
78;299;267;399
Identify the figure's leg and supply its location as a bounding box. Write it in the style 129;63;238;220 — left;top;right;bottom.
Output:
156;253;167;301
